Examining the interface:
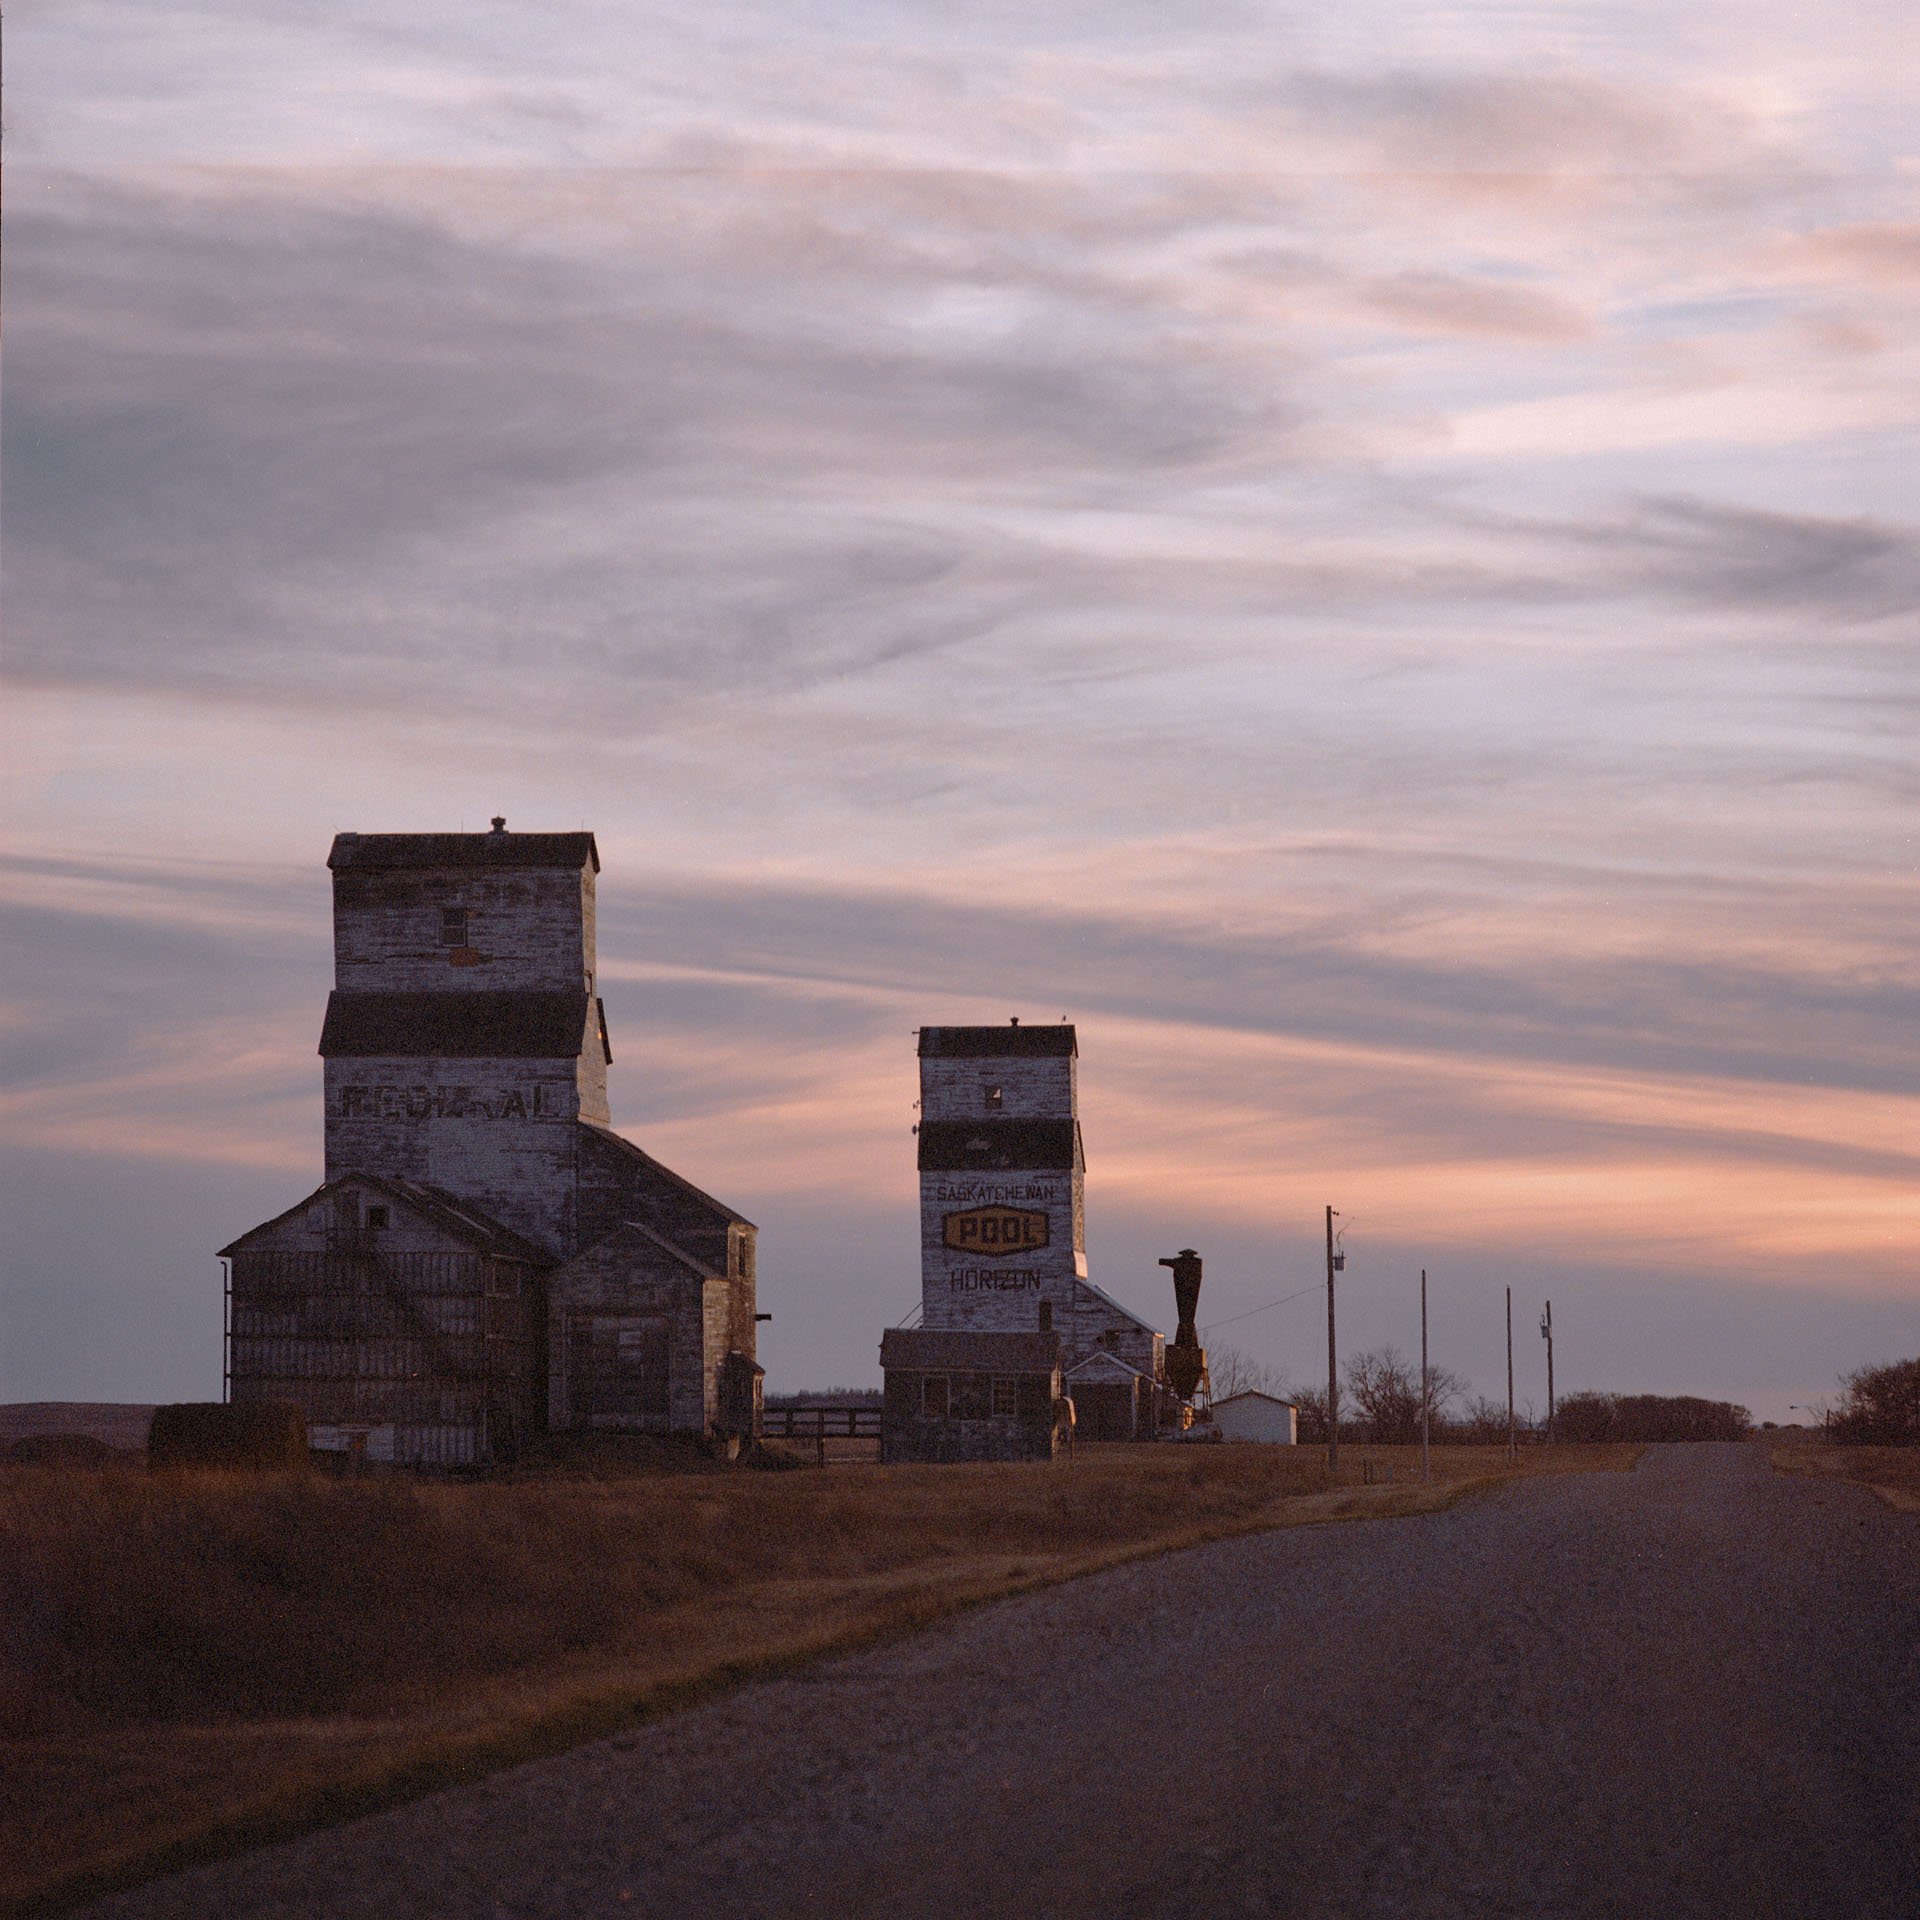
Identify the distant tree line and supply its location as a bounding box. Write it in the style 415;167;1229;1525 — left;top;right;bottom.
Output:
764;1387;884;1409
1828;1357;1920;1446
1551;1391;1751;1443
1210;1343;1755;1444
1214;1342;1486;1444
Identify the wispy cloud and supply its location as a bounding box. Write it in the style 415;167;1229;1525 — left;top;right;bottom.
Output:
4;1;1915;1409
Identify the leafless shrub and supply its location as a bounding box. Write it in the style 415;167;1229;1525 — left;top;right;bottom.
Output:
1829;1358;1920;1446
1452;1395;1512;1444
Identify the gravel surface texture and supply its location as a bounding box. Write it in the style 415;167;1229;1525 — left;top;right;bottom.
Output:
78;1444;1918;1920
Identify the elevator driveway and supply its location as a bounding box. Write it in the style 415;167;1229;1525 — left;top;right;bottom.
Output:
82;1445;1918;1920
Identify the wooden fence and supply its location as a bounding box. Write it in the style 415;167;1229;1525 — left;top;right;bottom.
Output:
761;1405;883;1441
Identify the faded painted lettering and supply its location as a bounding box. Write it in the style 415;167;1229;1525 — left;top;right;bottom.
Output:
943;1205;1049;1255
336;1083;568;1121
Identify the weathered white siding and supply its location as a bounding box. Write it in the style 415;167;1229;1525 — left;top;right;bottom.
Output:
332;865;595;993
920;1053;1075;1121
919;1171;1080;1334
547;1223;729;1432
324;1056;586;1256
915;1029;1159;1382
1212;1393;1298;1444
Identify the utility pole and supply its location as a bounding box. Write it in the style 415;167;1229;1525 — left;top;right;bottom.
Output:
1325;1205;1339;1474
1540;1300;1554;1446
1420;1268;1431;1485
1505;1285;1516;1461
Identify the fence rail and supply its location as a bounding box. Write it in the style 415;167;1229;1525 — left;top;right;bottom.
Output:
761;1406;882;1440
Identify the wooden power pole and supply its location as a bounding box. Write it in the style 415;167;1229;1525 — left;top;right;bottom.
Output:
1420;1268;1431;1485
1505;1286;1516;1461
1541;1300;1555;1446
1325;1205;1339;1473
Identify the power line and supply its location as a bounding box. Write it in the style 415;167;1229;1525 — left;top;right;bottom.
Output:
1200;1278;1323;1336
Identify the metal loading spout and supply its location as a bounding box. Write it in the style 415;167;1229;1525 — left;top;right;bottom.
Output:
1159;1248;1208;1405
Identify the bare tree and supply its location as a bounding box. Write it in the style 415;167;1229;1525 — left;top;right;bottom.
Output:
1345;1346;1468;1444
1207;1343;1285;1401
1286;1382;1331;1444
1455;1394;1511;1444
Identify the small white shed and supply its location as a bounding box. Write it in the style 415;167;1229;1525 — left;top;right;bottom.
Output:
1212;1390;1298;1444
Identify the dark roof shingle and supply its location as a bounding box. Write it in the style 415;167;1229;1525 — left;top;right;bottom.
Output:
328;831;599;872
880;1329;1062;1373
918;1024;1076;1058
917;1119;1081;1172
220;1174;552;1263
319;991;599;1059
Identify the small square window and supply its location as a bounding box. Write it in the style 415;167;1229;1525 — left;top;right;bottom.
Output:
441;907;468;946
984;1084;1003;1109
365;1205;390;1230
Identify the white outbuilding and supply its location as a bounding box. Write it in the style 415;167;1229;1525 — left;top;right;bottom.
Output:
1212;1390;1298;1444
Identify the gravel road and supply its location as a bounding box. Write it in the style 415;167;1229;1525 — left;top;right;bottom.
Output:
81;1445;1918;1920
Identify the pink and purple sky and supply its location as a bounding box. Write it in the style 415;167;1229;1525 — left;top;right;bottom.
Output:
4;2;1915;1419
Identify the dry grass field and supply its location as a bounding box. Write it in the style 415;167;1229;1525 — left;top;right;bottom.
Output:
1767;1439;1920;1512
0;1441;1636;1914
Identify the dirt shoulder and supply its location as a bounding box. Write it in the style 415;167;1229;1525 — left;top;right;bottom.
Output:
4;1441;1635;1916
1767;1438;1920;1512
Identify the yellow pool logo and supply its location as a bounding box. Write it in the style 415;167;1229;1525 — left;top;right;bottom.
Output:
943;1205;1049;1255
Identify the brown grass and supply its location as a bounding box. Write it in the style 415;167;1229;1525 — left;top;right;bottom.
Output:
1767;1440;1920;1513
0;1442;1636;1914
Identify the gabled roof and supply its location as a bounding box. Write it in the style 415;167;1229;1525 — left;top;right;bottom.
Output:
578;1123;755;1229
880;1329;1062;1373
1213;1390;1299;1410
1065;1348;1149;1382
328;831;599;872
319;991;609;1061
917;1119;1082;1172
219;1174;551;1263
548;1217;727;1286
918;1024;1076;1059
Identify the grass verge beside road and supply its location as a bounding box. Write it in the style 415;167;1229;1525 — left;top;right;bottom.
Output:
1767;1439;1920;1513
2;1441;1637;1914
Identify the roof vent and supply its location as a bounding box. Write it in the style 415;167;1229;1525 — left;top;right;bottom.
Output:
489;816;507;833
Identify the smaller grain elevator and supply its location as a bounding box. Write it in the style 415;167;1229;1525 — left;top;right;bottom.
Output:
882;1020;1166;1459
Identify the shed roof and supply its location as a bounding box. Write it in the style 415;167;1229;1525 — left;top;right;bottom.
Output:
879;1329;1062;1373
328;830;599;872
319;990;608;1061
918;1024;1076;1058
1071;1276;1160;1336
578;1122;755;1230
219;1173;551;1263
917;1118;1081;1172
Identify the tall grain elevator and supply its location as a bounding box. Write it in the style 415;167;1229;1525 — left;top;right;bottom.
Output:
221;822;761;1465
